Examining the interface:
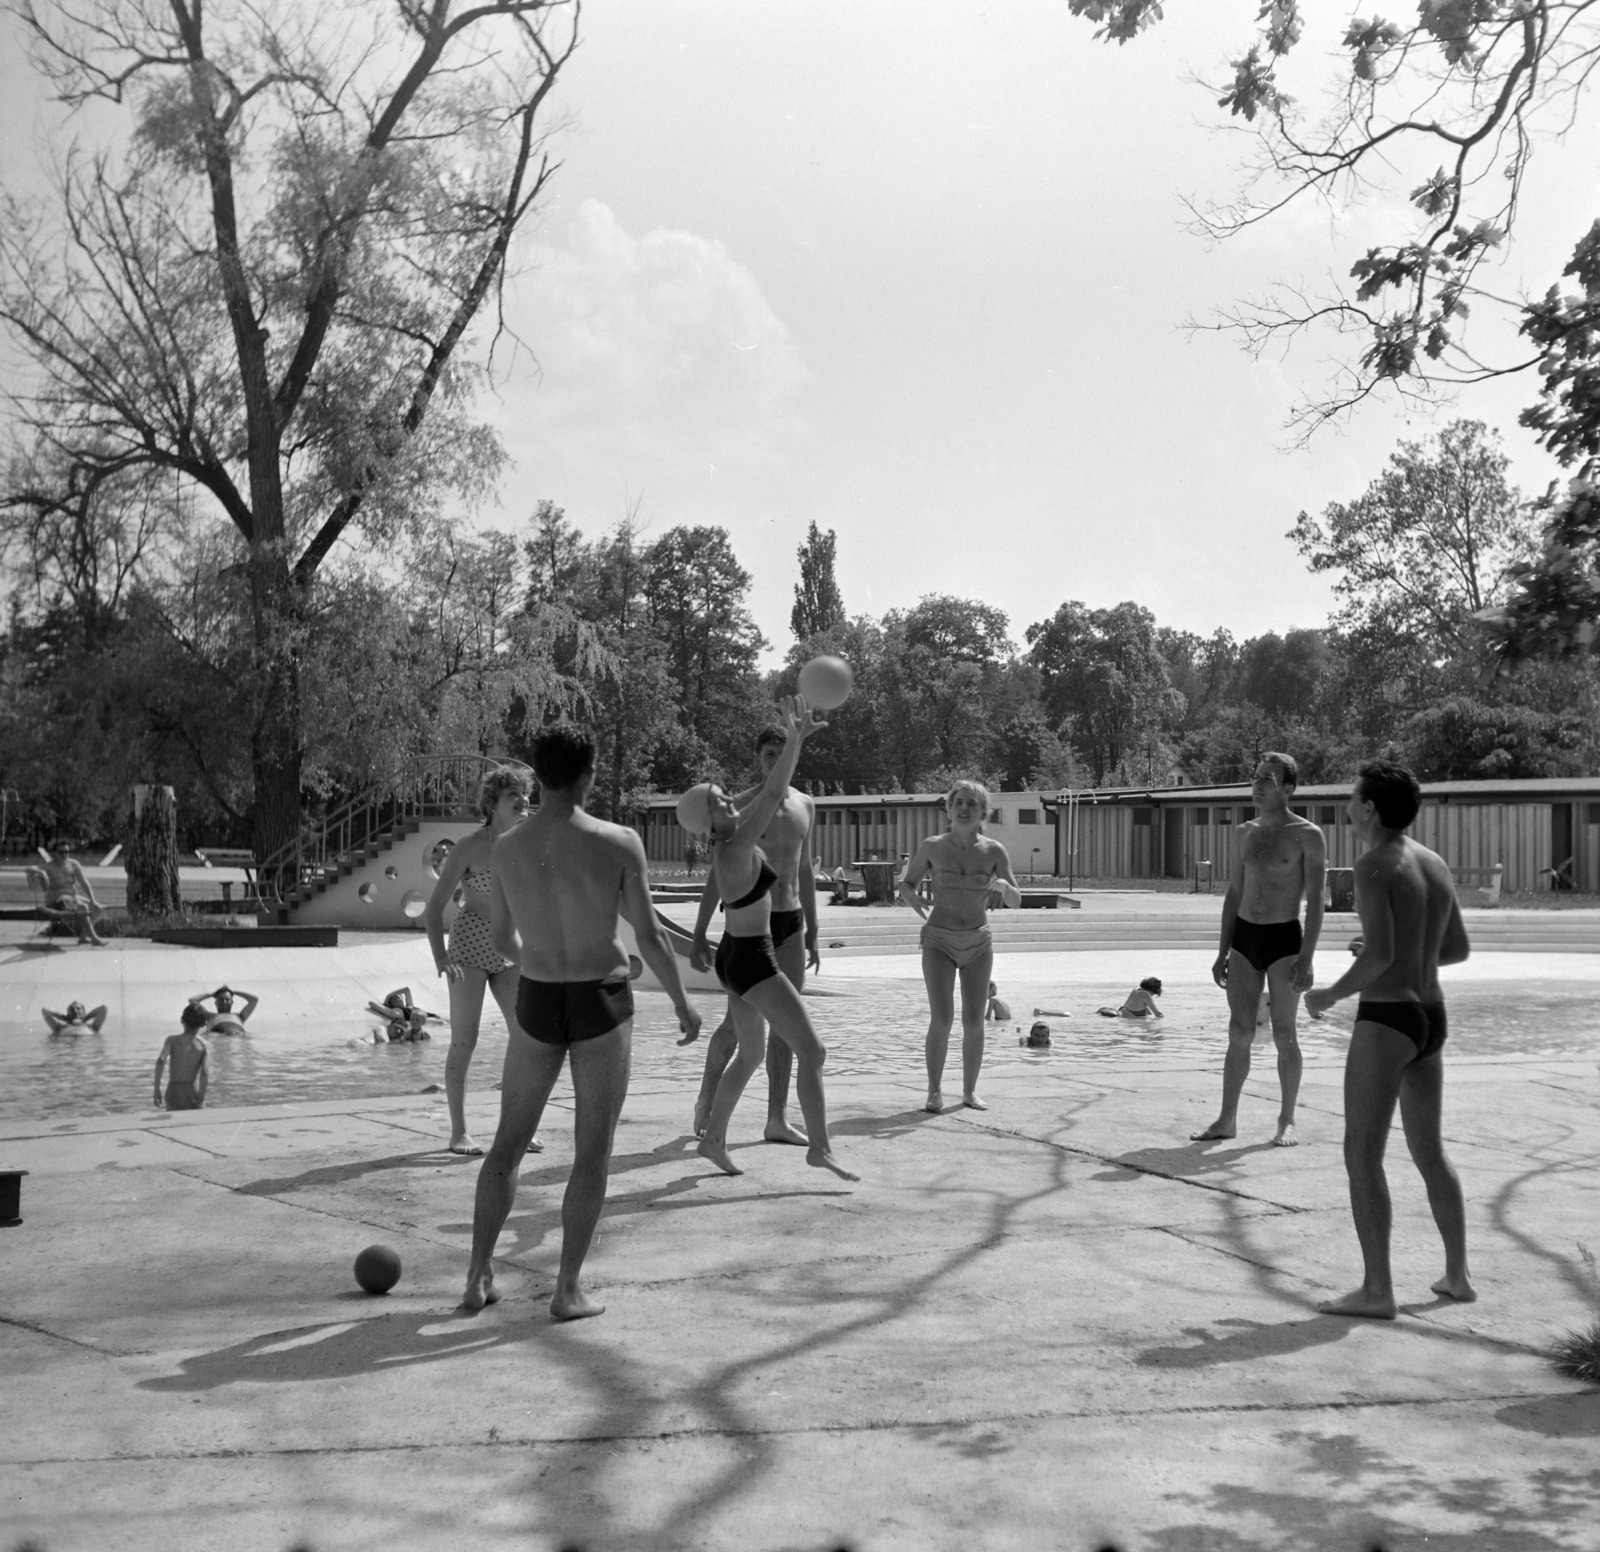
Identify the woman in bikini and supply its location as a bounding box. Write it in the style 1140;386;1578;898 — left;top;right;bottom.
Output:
899;779;1021;1113
677;696;856;1183
424;766;541;1156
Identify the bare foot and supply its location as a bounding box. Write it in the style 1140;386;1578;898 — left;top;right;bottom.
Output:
1272;1122;1298;1148
807;1146;859;1182
1431;1273;1478;1303
1318;1287;1397;1320
763;1118;809;1145
924;1092;945;1114
696;1136;744;1176
448;1135;484;1156
963;1092;988;1111
693;1096;712;1139
550;1286;605;1321
461;1273;501;1311
1190;1121;1236;1141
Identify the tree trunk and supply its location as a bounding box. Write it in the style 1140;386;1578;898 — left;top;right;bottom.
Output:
126;785;181;918
248;548;306;867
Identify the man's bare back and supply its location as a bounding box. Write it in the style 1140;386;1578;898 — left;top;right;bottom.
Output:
491;810;637;982
1350;838;1457;1003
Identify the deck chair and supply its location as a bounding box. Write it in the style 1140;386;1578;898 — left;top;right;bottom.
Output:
24;867;101;945
24;867;73;946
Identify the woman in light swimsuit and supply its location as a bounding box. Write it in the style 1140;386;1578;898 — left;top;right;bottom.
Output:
677;696;857;1183
424;766;541;1156
899;779;1021;1113
1099;977;1164;1018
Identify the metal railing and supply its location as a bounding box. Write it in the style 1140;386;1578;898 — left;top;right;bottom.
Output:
257;755;526;903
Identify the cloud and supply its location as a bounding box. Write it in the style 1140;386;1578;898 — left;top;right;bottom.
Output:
502;201;808;469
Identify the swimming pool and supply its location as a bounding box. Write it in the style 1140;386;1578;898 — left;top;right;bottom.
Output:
2;963;1595;1123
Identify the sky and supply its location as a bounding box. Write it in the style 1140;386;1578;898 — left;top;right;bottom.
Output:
3;1;1596;665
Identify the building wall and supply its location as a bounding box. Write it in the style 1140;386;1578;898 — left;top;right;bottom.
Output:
642;788;1592;893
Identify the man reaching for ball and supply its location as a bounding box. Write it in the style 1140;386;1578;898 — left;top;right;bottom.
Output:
461;724;701;1321
690;722;820;1145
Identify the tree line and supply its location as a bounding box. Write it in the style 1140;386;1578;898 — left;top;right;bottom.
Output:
4;418;1595;853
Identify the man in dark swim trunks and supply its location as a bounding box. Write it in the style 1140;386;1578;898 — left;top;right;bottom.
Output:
1194;752;1326;1147
1304;761;1475;1319
462;725;701;1321
689;723;819;1146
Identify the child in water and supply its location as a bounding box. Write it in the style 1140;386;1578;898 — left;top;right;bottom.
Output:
154;1004;210;1110
986;981;1012;1022
1019;1020;1052;1048
1099;977;1164;1018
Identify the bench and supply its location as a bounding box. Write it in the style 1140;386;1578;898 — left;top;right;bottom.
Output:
1452;864;1503;907
193;849;262;912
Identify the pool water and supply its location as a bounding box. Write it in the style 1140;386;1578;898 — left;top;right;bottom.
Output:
1;972;1595;1123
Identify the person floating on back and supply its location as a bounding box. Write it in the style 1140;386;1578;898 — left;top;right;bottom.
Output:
1099;977;1164;1018
154;1004;210;1111
44;1001;107;1036
1305;761;1475;1319
462;723;702;1321
367;988;433;1042
191;984;259;1036
1192;753;1326;1148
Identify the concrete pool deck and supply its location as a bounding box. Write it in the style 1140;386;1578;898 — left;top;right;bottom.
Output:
3;929;1599;1550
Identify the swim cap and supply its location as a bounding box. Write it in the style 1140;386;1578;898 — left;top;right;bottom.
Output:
676;783;715;836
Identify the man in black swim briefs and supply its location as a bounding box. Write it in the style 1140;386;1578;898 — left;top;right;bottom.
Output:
1305;761;1475;1319
690;724;820;1145
1194;752;1326;1147
461;725;701;1322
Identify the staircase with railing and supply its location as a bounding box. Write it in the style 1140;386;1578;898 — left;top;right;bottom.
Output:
256;755;519;922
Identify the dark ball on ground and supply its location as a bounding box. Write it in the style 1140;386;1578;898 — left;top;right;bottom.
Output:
354;1243;402;1295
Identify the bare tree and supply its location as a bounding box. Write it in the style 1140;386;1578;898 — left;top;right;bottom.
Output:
0;0;579;859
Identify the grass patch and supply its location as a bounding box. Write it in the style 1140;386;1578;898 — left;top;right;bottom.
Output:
1548;1244;1600;1385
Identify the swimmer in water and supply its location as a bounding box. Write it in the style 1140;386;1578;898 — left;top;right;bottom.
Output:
899;778;1022;1113
44;1001;107;1036
986;981;1012;1022
154;1004;210;1110
1019;1020;1051;1048
367;988;434;1041
1098;977;1164;1019
190;985;259;1036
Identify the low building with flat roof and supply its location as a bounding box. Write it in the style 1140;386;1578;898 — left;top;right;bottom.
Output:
639;776;1600;895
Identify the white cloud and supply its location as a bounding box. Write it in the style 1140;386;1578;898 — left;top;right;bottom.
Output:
502;201;808;469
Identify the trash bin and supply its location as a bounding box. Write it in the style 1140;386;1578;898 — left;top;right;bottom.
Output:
0;1169;27;1226
855;859;898;903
